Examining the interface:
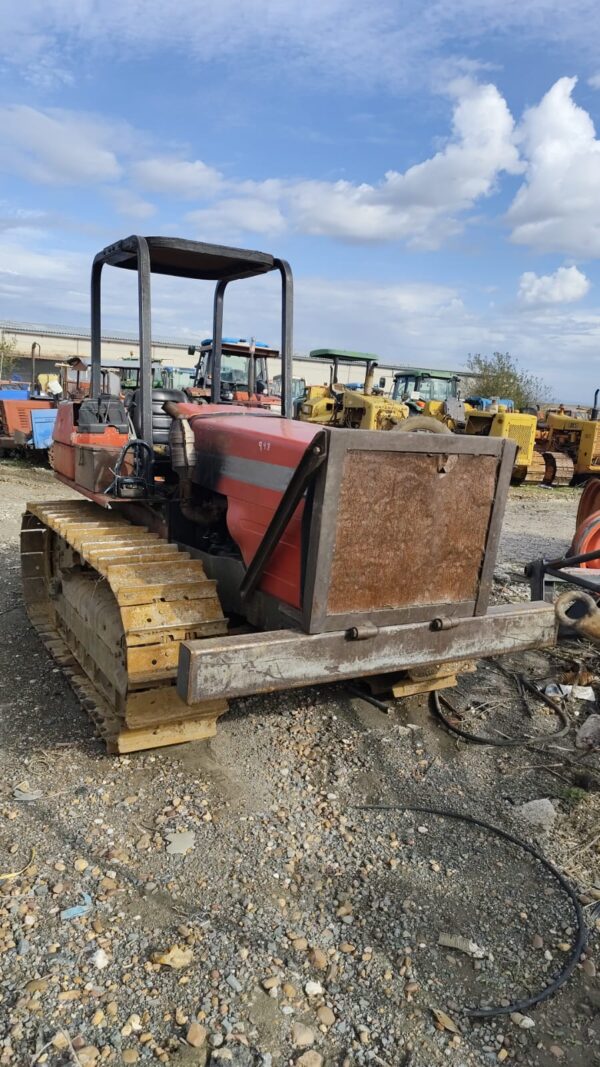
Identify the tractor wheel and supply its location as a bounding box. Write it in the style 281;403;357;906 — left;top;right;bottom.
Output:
391;415;452;434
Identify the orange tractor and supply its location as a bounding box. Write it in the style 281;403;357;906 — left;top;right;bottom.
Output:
20;235;556;753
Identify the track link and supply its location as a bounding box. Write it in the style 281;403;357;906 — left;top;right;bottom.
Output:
518;449;547;485
20;500;228;753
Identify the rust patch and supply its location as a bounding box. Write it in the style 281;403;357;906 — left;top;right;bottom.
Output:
326;450;497;615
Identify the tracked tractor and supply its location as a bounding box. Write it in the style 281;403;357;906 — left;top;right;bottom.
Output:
535;393;600;486
20;235;556;754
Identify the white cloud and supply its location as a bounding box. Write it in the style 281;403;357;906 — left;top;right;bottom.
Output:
508;77;600;255
0;105;123;185
3;1;600;91
132;157;222;199
279;79;521;246
106;188;156;220
186;197;286;237
518;265;591;306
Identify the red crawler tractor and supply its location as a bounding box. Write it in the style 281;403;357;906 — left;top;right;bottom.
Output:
20;236;555;752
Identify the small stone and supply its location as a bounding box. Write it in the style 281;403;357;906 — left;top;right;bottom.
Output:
175;1007;188;1025
557;942;571;952
292;1023;314;1048
530;934;543;949
339;942;355;953
25;979;48;993
283;983;297;998
186;1022;207;1048
51;1033;69;1050
304;981;323;997
225;973;242;993
262;976;280;991
76;1048;100;1067
292;937;308;951
316;1006;335;1027
498;1051;508;1063
582;958;596;977
510;1012;535;1029
549;1047;564;1060
295;1052;323;1067
122;1052;139;1064
74;858;88;872
92;948;110;970
152;945;193;969
136;835;151;851
165;830;196;855
91;1009;105;1027
516;798;556;832
308;947;327;970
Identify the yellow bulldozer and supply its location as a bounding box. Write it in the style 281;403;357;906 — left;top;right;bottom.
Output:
536;392;600;485
298;349;410;430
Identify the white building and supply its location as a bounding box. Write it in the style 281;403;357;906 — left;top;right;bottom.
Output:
0;319;473;397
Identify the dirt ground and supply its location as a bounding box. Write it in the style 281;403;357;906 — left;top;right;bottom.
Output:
0;462;599;1067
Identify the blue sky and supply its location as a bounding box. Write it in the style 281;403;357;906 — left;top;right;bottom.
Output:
3;2;600;400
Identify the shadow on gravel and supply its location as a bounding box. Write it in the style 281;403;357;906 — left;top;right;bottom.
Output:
0;543;98;757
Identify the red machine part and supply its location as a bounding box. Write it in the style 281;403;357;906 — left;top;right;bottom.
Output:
571;509;600;569
0;399;54;446
52;402;129;485
180;404;320;608
576;478;600;528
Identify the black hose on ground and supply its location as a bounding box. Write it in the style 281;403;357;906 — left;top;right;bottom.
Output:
357;803;587;1018
430;674;571;748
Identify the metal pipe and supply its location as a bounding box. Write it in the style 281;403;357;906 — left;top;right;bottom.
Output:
591;388;599;421
247;336;256;397
275;258;293;419
90;257;103;398
211;279;228;403
30;342;40;395
136;236;153;448
363;360;376;396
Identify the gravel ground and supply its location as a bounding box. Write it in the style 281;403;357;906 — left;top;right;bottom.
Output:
0;462;599;1067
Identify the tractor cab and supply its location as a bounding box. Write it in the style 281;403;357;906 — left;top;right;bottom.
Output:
392;369;461;411
186;337;280;409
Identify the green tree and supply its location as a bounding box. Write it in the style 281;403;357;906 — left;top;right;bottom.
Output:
0;335;19;382
466;351;551;410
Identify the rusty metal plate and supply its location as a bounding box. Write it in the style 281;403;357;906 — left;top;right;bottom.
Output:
326;450;497;614
178;602;556;704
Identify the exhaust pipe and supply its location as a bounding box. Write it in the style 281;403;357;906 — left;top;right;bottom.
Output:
363;360;377;396
591;388;599;421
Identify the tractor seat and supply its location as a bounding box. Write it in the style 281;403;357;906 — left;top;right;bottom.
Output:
129;388;187;447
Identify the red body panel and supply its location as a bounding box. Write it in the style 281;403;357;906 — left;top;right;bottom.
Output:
0;399;53;441
52;401;129;499
179;404;319;609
